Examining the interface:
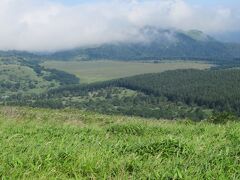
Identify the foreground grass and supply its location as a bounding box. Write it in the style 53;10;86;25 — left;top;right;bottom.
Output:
0;107;239;179
42;60;212;83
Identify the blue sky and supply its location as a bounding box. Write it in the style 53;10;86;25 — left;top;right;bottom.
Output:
187;0;238;5
51;0;96;5
55;0;239;6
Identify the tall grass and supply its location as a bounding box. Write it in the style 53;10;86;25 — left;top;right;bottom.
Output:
0;107;239;179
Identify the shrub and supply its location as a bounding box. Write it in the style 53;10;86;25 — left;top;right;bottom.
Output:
207;112;237;124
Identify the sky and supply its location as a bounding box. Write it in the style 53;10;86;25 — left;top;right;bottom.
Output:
0;0;239;52
57;0;239;6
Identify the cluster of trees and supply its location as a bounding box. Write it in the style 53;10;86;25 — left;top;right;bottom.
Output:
0;81;38;93
69;93;208;120
0;82;21;90
0;50;39;59
43;69;80;85
4;87;208;120
17;58;80;85
113;69;240;115
18;58;43;75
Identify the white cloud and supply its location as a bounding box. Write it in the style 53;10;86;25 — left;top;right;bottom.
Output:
0;0;239;51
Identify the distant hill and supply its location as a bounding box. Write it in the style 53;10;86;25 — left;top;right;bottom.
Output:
214;31;240;43
1;27;240;64
0;50;40;60
49;27;240;63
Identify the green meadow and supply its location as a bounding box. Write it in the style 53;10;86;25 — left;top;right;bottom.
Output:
0;107;239;179
42;60;212;83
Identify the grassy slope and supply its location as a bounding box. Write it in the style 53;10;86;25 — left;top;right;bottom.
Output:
0;107;239;179
0;56;60;96
42;60;212;83
0;65;56;95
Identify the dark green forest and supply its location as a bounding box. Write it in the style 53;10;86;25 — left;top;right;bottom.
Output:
40;69;240;114
4;68;240;120
113;69;240;114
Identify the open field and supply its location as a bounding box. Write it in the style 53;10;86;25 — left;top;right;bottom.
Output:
42;60;212;83
0;106;239;179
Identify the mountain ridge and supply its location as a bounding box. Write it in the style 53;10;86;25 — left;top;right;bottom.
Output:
1;27;240;63
49;28;240;62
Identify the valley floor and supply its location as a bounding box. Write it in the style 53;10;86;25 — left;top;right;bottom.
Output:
0;107;239;179
42;60;212;83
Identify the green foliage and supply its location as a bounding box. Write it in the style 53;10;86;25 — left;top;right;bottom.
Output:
2;57;240;121
112;69;240;115
0;106;240;179
107;123;146;136
207;112;237;124
0;60;56;95
0;57;79;96
11;87;209;120
43;68;80;85
124;139;191;158
22;68;240;120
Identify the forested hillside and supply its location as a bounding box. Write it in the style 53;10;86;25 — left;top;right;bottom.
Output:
36;69;240;114
1;28;240;66
0;57;79;96
49;28;240;63
4;68;240;120
114;69;240;114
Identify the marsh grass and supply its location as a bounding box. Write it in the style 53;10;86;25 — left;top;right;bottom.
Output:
42;60;212;83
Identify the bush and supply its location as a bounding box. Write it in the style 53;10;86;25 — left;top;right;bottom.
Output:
207;112;237;124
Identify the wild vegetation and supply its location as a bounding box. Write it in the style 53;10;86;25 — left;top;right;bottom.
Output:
1;52;240;121
0;106;239;179
0;57;79;96
25;87;210;121
0;7;240;179
8;68;238;120
113;69;240;115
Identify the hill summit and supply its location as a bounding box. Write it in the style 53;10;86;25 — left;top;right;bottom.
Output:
50;27;240;61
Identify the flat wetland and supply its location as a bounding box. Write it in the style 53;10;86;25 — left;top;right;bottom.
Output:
42;60;213;83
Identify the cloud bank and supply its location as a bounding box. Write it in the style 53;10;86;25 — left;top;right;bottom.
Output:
0;0;239;51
